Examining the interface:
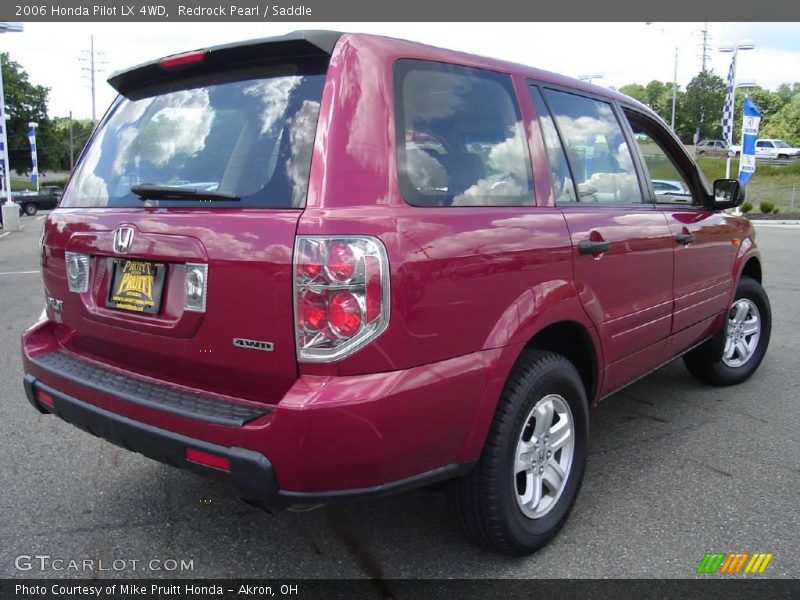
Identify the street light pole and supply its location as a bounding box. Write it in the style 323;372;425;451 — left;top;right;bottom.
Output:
646;22;680;131
671;45;678;130
0;55;12;206
0;21;24;232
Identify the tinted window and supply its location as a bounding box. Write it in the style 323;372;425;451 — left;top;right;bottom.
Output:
543;89;642;204
394;60;533;207
529;86;576;203
61;60;327;209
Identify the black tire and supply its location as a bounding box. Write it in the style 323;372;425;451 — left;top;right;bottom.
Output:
777;154;788;160
448;350;589;555
23;203;37;216
683;276;771;386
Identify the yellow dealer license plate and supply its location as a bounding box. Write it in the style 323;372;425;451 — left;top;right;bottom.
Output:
107;259;166;314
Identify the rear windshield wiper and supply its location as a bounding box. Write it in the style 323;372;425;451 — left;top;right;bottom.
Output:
131;184;240;202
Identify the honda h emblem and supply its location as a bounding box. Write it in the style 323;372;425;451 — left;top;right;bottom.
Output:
113;226;135;254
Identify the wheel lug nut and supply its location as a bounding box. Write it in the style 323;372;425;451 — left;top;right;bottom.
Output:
539;467;544;474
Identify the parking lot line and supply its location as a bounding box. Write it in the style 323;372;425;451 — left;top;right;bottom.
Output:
0;270;40;276
0;232;9;240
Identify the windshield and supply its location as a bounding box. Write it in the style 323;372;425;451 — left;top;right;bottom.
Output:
61;60;327;209
773;140;789;148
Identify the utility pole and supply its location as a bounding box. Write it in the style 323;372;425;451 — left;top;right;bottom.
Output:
693;22;712;143
80;35;106;122
68;111;75;170
90;35;96;121
698;22;711;73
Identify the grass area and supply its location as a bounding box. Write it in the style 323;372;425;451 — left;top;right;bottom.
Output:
694;157;800;213
10;177;36;192
10;176;69;192
643;147;800;213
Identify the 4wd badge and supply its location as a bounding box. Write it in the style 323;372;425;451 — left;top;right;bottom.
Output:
233;338;274;352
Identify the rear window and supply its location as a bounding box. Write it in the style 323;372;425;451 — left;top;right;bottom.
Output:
61;59;327;209
394;60;533;207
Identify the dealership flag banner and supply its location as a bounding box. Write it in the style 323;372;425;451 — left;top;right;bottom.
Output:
0;95;6;193
28;128;39;187
721;53;737;147
0;116;5;190
738;97;762;186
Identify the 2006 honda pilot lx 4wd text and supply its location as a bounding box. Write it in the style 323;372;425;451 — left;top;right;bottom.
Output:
21;31;771;555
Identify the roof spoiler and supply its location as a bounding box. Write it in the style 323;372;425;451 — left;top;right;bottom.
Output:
107;30;342;96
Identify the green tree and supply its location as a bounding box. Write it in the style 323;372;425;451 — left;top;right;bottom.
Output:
619;80;681;127
50;116;95;170
776;82;800;104
1;52;59;173
760;95;800;145
619;83;648;104
731;87;786;143
677;71;726;142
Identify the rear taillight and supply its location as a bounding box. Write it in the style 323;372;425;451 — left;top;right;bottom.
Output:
293;236;390;362
65;252;90;293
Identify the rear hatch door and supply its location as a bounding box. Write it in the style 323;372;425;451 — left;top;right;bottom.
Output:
42;34;336;403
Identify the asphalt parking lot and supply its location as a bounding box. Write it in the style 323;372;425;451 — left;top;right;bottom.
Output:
1;216;798;579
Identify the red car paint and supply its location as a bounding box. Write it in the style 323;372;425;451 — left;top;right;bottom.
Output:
22;31;760;500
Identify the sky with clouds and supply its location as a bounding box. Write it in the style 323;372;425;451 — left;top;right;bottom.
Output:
1;21;799;119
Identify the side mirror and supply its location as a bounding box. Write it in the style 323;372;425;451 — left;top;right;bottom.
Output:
709;179;744;211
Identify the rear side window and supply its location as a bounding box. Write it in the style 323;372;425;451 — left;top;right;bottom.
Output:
394;60;533;207
61;59;327;209
529;86;577;204
543;89;643;204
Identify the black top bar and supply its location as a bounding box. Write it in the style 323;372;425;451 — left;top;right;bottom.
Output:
108;30;343;96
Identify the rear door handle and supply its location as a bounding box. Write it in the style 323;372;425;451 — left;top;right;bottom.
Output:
675;233;695;245
577;239;611;255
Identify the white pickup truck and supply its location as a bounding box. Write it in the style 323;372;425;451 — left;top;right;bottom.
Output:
730;138;800;160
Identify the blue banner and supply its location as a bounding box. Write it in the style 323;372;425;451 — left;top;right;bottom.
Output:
738;97;762;186
28;128;38;186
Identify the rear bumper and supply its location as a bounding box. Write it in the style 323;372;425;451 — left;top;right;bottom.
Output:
24;374;278;506
24;374;472;507
22;321;514;504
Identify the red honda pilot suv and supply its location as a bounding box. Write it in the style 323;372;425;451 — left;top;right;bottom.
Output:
21;31;771;555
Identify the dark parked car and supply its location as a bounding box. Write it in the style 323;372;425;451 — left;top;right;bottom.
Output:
22;31;770;555
14;186;62;216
